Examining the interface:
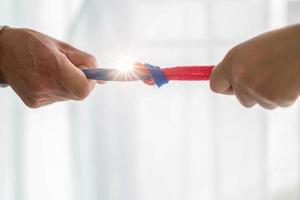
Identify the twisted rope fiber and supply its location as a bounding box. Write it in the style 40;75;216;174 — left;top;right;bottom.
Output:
163;66;213;80
145;64;214;87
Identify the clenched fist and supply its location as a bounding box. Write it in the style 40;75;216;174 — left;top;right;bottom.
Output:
210;24;300;109
0;27;97;108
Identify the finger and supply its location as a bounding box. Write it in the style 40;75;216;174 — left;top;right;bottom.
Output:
251;94;277;110
234;86;256;108
255;98;277;110
277;96;298;107
64;49;107;85
58;42;97;68
210;61;233;95
246;88;278;110
56;53;96;100
64;49;98;69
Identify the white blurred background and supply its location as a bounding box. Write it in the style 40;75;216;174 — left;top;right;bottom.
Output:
1;0;300;200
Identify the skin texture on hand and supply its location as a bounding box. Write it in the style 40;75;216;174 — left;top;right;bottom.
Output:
0;28;97;108
210;24;300;110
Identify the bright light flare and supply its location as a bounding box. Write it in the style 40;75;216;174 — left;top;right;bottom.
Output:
114;56;136;72
107;55;148;81
100;50;150;81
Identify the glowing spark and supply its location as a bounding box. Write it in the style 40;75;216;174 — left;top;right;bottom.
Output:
114;56;135;72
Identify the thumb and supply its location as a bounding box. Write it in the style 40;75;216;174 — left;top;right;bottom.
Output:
64;49;98;69
57;52;95;100
209;61;233;95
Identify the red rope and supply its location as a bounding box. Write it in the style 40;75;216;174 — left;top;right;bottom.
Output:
162;66;214;81
133;63;215;87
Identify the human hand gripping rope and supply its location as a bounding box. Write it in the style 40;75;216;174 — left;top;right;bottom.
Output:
82;63;214;87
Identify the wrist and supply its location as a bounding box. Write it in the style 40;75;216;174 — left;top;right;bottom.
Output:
0;26;9;87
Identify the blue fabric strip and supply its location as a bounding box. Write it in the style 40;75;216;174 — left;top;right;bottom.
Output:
82;69;114;81
145;63;169;88
82;69;150;81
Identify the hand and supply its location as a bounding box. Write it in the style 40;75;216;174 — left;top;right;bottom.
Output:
210;24;300;109
0;27;97;108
